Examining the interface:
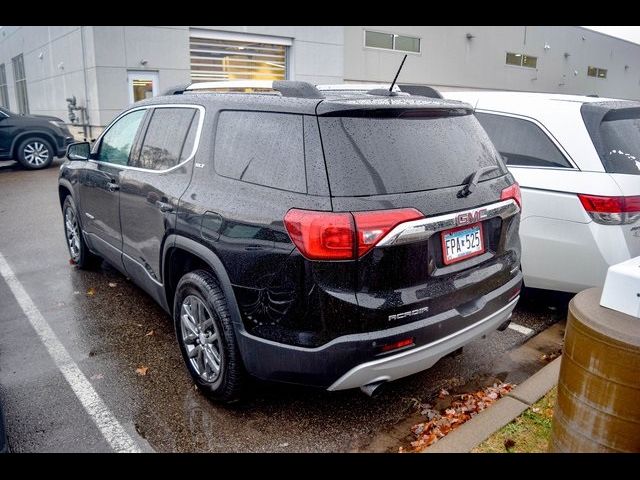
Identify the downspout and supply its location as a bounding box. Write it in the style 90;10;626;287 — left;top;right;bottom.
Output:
79;25;92;139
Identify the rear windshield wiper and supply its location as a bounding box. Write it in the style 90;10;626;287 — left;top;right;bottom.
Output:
458;166;500;198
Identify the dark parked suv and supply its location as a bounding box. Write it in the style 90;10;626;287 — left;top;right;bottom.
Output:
58;81;523;402
0;106;74;169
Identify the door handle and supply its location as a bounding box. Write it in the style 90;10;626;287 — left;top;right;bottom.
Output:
156;201;174;213
106;181;119;192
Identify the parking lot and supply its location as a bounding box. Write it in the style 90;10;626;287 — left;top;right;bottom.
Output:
0;159;566;453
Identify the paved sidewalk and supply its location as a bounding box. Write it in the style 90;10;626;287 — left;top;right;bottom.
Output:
423;355;562;453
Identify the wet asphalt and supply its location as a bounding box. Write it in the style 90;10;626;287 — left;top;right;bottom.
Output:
0;159;567;452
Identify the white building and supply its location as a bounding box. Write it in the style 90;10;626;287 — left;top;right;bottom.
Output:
1;26;638;138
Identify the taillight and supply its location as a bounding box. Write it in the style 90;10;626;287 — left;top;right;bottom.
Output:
352;209;423;257
283;208;423;260
577;194;640;225
500;183;522;208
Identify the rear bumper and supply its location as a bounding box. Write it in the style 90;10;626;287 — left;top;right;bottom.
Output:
236;272;522;389
328;296;518;390
520;216;636;293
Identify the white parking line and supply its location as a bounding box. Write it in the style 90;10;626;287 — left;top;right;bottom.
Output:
0;251;142;453
508;322;534;336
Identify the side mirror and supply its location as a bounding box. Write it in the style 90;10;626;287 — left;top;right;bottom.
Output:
66;141;91;161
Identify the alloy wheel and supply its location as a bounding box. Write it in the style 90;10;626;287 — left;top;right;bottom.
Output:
23;141;50;166
64;206;81;261
180;295;224;383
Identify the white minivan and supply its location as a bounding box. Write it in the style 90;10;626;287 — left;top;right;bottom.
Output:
444;91;640;293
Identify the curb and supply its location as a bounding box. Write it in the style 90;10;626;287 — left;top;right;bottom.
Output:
423;355;562;453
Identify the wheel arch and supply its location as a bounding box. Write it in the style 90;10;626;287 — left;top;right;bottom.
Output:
11;130;58;159
162;235;244;330
58;180;74;209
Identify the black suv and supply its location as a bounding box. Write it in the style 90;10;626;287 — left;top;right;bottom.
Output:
58;81;522;402
0;106;74;169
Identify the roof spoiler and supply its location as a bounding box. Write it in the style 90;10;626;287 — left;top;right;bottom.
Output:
397;84;443;99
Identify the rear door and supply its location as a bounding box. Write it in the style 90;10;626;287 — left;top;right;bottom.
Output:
79;108;147;269
317;107;521;332
118;105;203;306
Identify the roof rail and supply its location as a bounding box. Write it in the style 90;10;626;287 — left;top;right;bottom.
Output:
182;80;324;99
316;83;402;93
162;83;192;96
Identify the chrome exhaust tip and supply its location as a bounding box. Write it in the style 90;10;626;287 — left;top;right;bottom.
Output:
360;381;387;398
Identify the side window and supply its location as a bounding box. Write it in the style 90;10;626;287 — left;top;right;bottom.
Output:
97;110;146;165
475;112;572;169
214;111;306;193
131;108;198;170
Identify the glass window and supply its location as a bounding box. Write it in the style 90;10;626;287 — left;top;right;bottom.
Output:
506;52;537;68
11;54;29;114
506;52;522;66
365;31;420;53
394;35;420;53
596;110;640;175
318;112;505;196
97;110;146;165
190;34;287;82
0;64;8;109
588;66;607;79
132;108;197;170
522;55;537;68
475;113;572;169
214;111;306;193
365;31;394;50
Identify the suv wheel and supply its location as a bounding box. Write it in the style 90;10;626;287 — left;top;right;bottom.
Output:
17;138;55;170
62;195;98;268
174;270;246;402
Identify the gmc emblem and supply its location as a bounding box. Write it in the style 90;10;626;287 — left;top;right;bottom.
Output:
456;209;488;226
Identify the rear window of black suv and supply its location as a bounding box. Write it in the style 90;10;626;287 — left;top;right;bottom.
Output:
318;110;505;196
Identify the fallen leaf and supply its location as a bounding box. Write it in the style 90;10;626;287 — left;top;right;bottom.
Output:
531;407;541;413
504;438;516;449
69;258;76;265
86;287;96;296
407;382;516;452
145;330;155;337
108;282;117;288
135;366;149;376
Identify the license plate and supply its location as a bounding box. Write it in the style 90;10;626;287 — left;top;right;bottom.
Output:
441;224;485;265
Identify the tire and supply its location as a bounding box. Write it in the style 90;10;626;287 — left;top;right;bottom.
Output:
174;269;246;403
16;137;55;170
62;195;99;269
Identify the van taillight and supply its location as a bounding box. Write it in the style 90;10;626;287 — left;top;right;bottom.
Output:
577;194;640;225
284;208;423;260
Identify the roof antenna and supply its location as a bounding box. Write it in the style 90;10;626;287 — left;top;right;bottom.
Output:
367;54;407;97
389;54;407;93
